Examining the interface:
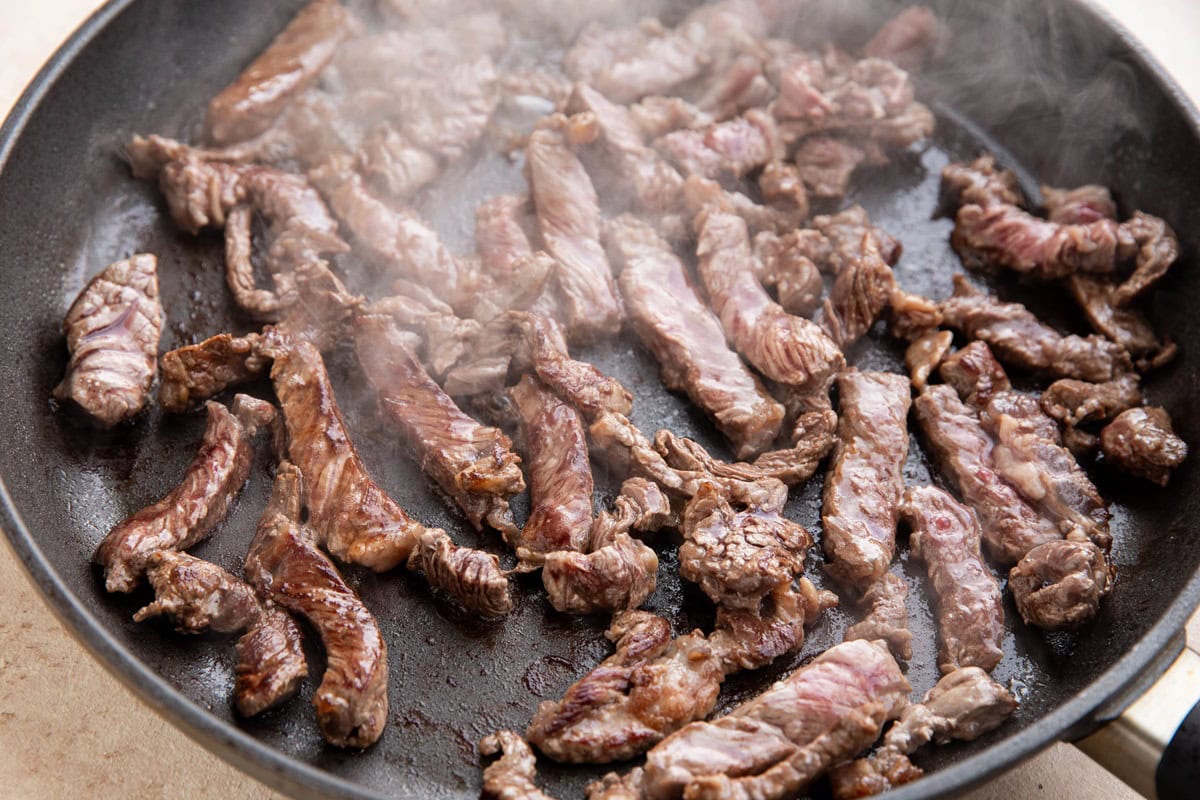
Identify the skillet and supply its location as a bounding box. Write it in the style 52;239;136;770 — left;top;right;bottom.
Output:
2;0;1200;797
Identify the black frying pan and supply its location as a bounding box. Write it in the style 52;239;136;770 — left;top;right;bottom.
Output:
2;1;1200;798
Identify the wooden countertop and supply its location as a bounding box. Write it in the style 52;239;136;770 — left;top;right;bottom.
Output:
0;2;1194;798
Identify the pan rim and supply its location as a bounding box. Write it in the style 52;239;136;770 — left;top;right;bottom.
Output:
0;1;1198;798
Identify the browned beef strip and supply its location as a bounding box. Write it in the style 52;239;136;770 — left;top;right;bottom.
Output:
473;194;560;320
680;173;804;238
888;288;943;341
540;481;661;615
862;5;942;71
526;116;623;343
819;235;897;348
809;205;903;274
608;214;784;458
756;161;810;229
830;667;1015;799
939;155;1022;211
708;581;837;675
95;398;264;592
159;332;268;413
363;290;482;378
509;374;593;563
1008;539;1112;631
54;254;162;427
938;340;1011;410
914;385;1061;565
635;639;910;800
247;463;389;748
1114;211;1180;306
479;731;558;800
133;549;308;717
628;95;712;140
205;0;354;144
900;486;1004;674
680;479;812;612
354;314;525;537
951;202;1125;279
526;611;723;764
1040;374;1143;428
793;136;868;199
267;336;513;614
980;391;1112;551
1065;274;1176;369
693;204;843;390
1100;406;1188;486
905;330;953;391
822;371;912;590
754;230;823;318
655;109;780;180
588;413;694;498
940;275;1132;382
1042;184;1117;224
134;550;260;633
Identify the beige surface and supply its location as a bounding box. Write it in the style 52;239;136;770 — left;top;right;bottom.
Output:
0;2;1191;799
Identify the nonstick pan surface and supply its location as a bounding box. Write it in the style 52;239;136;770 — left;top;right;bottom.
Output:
3;1;1200;798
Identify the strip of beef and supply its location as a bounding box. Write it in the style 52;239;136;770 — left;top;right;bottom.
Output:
480;731;558;800
940;275;1131;382
267;336;513;614
526;116;623;343
509;374;593;563
819;235;897;348
629;95;712;140
635;639;910;800
205;0;355;144
692;204;843;390
54;254;162;427
680;479;812;612
588;413;695;498
568;85;688;237
938;340;1011;410
829;667;1016;799
95;397;265;592
1008;539;1112;631
808;205;903;274
914;385;1061;565
899;486;1004;673
1042;184;1117;224
951;202;1126;279
862;5;942;71
708;580;838;674
793;136;869;199
526;611;723;764
905;330;953;391
939;155;1022;211
1113;211;1180;306
1100;406;1188;486
1066;274;1176;370
822;372;911;586
133;550;308;717
888;288;943;341
844;573;911;660
354;314;525;537
247;463;389;748
363;289;482;378
158;332;268;413
755;161;811;233
680;173;805;240
754;230;823;318
656;109;780;180
979;391;1112;551
540;481;662;615
1041;375;1143;428
608;214;784;458
473;194;559;320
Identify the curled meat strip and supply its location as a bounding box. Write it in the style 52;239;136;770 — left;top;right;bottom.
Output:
480;731;557;800
267;336;513;614
247;462;389;747
692;203;843;390
830;667;1016;799
526;612;723;764
54;254;163;427
354;314;525;537
900;486;1004;674
1100;406;1188;486
158;332;268;413
205;0;356;145
608;214;784;458
133;550;308;718
938;340;1011;410
95;397;266;592
1008;539;1113;631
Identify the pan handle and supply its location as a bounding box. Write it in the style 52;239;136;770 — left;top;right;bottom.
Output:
1077;647;1200;799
